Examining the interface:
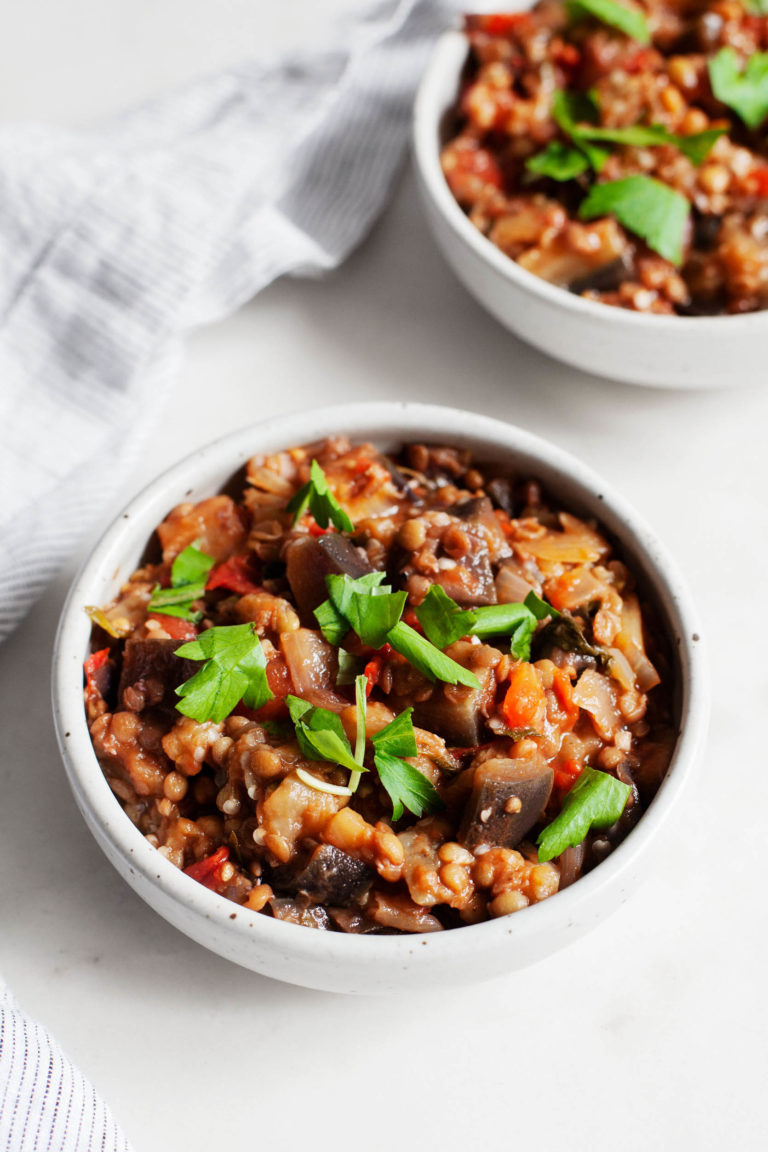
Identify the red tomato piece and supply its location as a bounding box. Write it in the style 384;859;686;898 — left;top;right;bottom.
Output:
184;846;229;889
206;554;262;596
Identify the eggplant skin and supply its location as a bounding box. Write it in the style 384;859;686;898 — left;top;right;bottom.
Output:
459;757;554;851
284;535;373;624
271;844;374;907
118;638;198;711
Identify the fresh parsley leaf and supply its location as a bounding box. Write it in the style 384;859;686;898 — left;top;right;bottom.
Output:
171;542;216;587
148;541;215;622
373;751;445;822
567;0;650;44
577;123;725;166
387;621;481;689
471;603;538;659
416;585;537;659
286;459;355;533
314;598;350;646
285;694;361;774
708;47;768;130
371;707;419;760
537;767;631;862
336;648;362;685
525;141;591;182
552;89;611;171
324;571;405;648
415;584;477;649
175;623;273;722
579;175;689;265
743;0;768;13
345;589;407;649
524;590;561;620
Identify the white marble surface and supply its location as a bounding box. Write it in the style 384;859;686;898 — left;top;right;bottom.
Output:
1;3;767;1150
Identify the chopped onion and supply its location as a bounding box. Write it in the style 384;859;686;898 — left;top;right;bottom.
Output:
296;768;352;797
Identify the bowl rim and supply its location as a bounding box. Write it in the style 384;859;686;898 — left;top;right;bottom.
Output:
412;26;768;333
52;401;709;976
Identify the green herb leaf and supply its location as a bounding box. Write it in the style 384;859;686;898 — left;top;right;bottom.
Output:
708;47;768;130
567;0;650;44
471;603;538;659
175;624;273;722
552;89;611;171
345;589;408;649
353;674;368;767
371;707;419;760
415;584;477;649
286;459;355;533
537;766;631;862
526;141;592;182
324;571;405;649
148;541;215;622
373;750;445;821
285;694;361;774
579;175;689;265
336;648;362;685
171;542;216;587
314;598;350;646
743;0;768;13
386;621;481;689
524;590;561;620
577;123;725;166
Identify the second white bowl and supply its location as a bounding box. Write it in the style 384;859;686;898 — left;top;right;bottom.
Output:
412;29;767;390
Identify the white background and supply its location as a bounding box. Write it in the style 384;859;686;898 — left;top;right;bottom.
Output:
1;3;767;1150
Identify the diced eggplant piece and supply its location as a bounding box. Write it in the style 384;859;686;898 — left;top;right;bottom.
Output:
486;477;514;516
327;908;401;935
118;638;198;712
269;897;332;931
272;844;374;907
459;756;554;851
284;535;373;624
569;251;634;296
409;640;498;746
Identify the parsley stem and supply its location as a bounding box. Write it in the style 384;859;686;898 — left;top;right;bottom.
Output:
349;674;367;793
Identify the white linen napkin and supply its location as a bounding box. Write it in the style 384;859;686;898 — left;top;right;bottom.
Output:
0;2;455;1147
0;0;452;645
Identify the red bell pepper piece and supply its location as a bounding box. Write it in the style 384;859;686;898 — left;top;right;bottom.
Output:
146;613;198;642
184;846;230;890
206;554;262;596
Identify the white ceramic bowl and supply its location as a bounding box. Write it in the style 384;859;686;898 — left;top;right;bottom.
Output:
412;28;768;390
53;402;707;993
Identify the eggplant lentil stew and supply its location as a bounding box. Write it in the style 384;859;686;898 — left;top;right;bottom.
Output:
442;1;768;314
84;439;675;934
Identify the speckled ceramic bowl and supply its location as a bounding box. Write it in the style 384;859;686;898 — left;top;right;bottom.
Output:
412;28;768;390
52;403;708;993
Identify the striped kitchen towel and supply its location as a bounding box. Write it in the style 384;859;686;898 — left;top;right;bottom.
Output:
0;0;453;646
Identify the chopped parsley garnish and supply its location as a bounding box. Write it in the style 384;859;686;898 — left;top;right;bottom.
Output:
579;175;689;265
567;0;650;44
415;584;477;649
174;623;273;723
386;622;481;689
285;694;361;774
525;141;591;182
285;679;442;819
523;590;561;621
414;584;538;660
708;47;768;130
315;574;481;689
530;90;723;184
537;767;631;862
286;459;354;533
371;708;444;820
148;541;215;622
327;573;407;649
